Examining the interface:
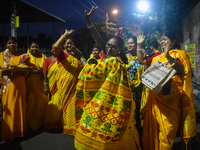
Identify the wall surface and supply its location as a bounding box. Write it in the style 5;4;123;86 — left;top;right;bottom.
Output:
182;1;200;88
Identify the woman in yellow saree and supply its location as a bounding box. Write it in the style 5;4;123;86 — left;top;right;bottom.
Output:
142;32;196;150
74;6;141;150
0;36;30;141
43;45;61;129
53;30;86;135
26;42;48;132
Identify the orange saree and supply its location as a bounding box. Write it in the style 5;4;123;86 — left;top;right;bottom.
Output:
142;50;196;150
0;50;28;141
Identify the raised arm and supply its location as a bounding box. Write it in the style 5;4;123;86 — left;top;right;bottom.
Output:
137;33;146;65
85;6;106;52
53;29;74;56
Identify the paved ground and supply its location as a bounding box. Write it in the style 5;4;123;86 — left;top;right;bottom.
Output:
0;96;200;150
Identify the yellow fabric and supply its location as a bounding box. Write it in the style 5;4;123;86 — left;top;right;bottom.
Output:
142;50;196;150
56;55;82;135
140;50;161;127
0;52;4;68
26;50;48;131
0;53;27;141
75;57;141;150
44;61;62;129
27;48;47;68
140;85;150;127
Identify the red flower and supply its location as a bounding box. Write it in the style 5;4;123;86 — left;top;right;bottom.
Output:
106;136;111;140
98;134;106;141
105;107;110;112
100;105;104;111
91;131;97;138
94;103;100;108
111;109;118;114
98;64;103;68
80;126;91;134
107;64;112;68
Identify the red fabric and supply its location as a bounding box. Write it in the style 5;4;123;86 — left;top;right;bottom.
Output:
146;52;162;65
114;27;124;38
43;58;52;74
56;49;68;64
146;52;183;66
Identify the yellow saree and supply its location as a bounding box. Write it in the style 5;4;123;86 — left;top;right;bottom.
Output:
44;60;61;129
75;57;141;150
56;55;82;135
0;51;27;141
26;50;48;131
142;50;196;150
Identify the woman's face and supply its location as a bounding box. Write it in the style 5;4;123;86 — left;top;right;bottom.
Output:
30;43;39;56
64;39;74;51
92;48;100;58
127;38;136;52
7;39;17;53
160;35;174;51
105;38;120;56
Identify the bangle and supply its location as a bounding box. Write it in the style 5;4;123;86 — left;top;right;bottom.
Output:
44;83;48;85
80;58;86;64
87;23;94;29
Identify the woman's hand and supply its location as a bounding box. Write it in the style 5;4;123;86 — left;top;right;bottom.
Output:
65;29;74;36
72;46;83;60
163;44;171;59
137;32;145;45
84;6;98;23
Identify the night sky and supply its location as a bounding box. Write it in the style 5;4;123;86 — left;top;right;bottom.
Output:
1;0;162;37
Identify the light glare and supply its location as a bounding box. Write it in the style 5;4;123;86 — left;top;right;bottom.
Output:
112;9;118;14
138;1;149;12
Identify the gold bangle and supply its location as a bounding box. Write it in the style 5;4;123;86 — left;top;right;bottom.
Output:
80;58;86;64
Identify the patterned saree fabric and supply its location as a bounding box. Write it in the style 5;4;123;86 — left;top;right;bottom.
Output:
142;50;196;150
126;56;144;140
0;50;28;141
56;55;82;135
44;58;61;129
75;57;141;150
26;50;48;131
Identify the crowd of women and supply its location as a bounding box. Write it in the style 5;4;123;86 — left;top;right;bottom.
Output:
0;6;197;150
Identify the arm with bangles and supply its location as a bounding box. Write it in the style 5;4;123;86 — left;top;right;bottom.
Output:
137;33;147;65
43;58;49;96
85;6;106;54
54;29;74;56
53;29;86;67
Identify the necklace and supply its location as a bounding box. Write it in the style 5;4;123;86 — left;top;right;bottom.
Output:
128;53;136;65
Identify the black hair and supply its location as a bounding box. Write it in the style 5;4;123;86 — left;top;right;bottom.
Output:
65;37;74;45
7;36;17;43
93;43;100;51
30;41;39;48
113;36;128;64
128;36;137;48
163;31;180;49
150;41;159;49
